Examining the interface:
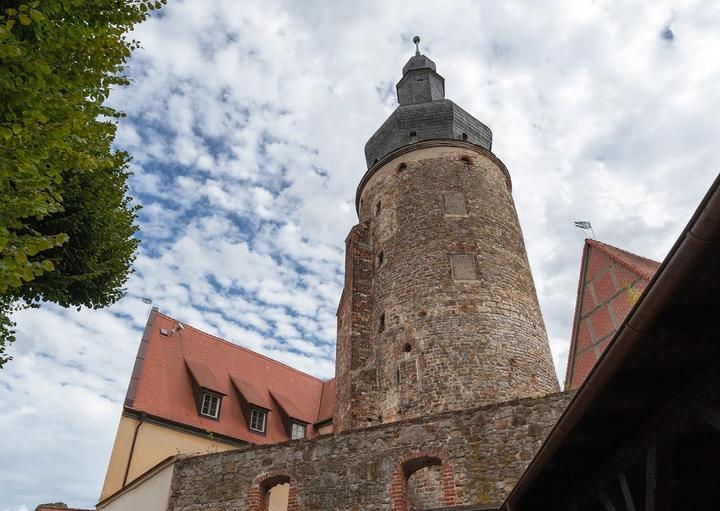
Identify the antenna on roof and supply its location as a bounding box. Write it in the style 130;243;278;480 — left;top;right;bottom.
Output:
413;35;421;56
140;297;154;323
574;220;596;240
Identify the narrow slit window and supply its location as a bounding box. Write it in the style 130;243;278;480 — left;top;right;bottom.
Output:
377;250;384;267
200;392;220;419
409;131;417;143
375;200;382;216
378;312;386;333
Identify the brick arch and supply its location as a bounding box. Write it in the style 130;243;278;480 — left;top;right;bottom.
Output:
246;470;300;511
391;450;456;510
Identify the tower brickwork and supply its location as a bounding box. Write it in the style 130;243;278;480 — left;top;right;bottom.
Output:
333;49;558;433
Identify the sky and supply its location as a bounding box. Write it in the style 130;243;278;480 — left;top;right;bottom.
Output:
1;0;719;508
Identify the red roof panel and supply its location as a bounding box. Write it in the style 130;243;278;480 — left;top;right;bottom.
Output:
230;375;272;410
564;240;660;389
317;378;335;423
127;312;333;444
185;358;226;394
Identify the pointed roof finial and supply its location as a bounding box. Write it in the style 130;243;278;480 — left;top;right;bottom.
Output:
413;35;421;56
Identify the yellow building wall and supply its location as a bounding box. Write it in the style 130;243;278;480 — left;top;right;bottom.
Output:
100;414;330;507
100;415;237;501
98;459;175;511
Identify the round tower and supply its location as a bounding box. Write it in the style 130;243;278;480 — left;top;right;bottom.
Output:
334;42;558;432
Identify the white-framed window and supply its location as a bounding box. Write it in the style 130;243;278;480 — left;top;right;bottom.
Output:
200;392;220;419
250;408;267;433
291;421;306;440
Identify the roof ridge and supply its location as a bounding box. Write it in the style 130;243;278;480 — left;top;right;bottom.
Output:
586;239;660;279
563;241;591;389
155;311;330;383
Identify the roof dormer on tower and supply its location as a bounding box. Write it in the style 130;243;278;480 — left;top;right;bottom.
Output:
364;36;493;168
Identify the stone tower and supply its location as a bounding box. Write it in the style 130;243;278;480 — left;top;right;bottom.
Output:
333;45;559;433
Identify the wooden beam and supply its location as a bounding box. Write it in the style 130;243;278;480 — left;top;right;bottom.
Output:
619;472;636;511
645;445;672;511
598;490;617;511
700;404;720;432
563;353;720;509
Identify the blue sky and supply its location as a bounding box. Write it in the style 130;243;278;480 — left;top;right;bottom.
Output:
2;0;720;508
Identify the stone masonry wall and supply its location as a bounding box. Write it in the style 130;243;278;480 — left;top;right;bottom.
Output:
167;392;571;511
333;220;378;432
336;142;559;430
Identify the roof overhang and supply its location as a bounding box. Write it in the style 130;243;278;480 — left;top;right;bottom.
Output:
503;173;720;509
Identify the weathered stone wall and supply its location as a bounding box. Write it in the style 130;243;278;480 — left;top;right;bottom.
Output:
167;392;571;511
335;142;559;431
333;221;378;432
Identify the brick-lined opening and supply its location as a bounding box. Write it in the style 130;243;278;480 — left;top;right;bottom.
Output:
247;471;300;511
391;450;456;510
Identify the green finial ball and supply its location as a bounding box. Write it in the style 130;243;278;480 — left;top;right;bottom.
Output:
413;35;420;44
413;35;421;56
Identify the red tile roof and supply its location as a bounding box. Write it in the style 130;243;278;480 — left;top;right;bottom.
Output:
185;358;226;394
230;375;272;410
564;239;661;389
317;378;335;423
126;311;334;444
586;239;660;281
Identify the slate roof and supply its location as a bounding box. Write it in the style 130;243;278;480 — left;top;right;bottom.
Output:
564;239;661;389
125;311;334;444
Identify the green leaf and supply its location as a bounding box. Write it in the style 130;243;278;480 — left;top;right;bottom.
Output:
0;0;163;353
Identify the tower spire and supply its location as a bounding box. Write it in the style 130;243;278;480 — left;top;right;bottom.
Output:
413;35;421;56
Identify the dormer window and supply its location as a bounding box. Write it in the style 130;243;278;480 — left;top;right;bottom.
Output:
250;408;267;433
200;392;220;419
291;421;306;440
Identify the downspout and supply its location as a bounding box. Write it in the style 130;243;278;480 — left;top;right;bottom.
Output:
122;411;146;487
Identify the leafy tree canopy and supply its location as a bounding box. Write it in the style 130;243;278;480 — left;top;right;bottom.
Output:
0;0;165;366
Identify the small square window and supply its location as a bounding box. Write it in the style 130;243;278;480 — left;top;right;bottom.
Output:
250;408;267;433
291;421;306;440
200;392;220;419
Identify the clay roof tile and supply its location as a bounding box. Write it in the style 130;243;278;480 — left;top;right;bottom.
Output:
128;311;334;444
230;375;272;410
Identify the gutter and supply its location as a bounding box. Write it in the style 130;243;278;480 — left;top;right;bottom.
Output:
122;411;146;487
504;172;720;509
